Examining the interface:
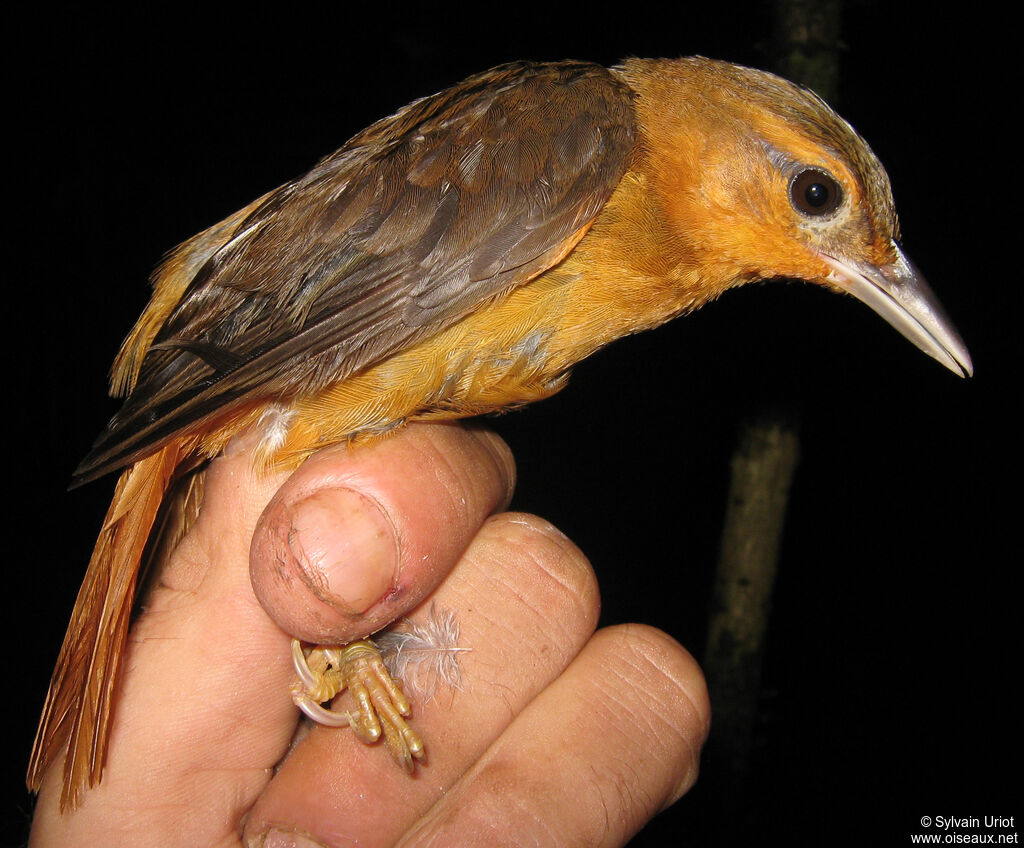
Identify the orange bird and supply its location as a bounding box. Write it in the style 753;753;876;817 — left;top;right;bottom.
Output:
29;57;972;810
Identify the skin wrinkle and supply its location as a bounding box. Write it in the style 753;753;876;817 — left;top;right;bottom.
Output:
475;428;517;508
418;429;511;526
626;627;710;741
147;516;226;601
514;629;701;836
514;521;594;606
461;518;598;694
503;760;598;848
416;775;547;848
449;571;539;718
483;516;598;636
603;628;707;805
410;441;470;535
441;513;600;739
535;726;630;846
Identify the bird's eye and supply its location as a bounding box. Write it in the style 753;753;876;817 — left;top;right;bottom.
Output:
790;168;842;216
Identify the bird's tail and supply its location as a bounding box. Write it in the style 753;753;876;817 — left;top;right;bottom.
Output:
27;441;182;810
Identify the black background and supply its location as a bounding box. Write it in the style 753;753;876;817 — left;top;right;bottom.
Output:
7;2;1017;845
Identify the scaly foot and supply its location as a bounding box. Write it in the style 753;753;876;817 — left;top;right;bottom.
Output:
291;639;425;770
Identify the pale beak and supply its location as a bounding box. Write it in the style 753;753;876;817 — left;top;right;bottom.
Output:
821;246;973;378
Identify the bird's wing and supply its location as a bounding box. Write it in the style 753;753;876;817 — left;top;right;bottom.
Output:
75;61;636;484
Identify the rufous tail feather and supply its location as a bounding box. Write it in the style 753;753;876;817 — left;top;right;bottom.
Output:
27;442;182;810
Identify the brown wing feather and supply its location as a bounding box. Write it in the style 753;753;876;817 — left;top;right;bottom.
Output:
109;192;278;399
75;61;636;484
28;442;182;808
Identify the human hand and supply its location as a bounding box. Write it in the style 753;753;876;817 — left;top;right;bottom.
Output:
30;422;709;847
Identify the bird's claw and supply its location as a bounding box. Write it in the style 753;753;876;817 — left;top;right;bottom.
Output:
290;638;425;769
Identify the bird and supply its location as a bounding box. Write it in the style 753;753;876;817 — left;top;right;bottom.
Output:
28;56;973;812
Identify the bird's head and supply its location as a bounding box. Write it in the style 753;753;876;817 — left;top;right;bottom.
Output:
620;57;972;377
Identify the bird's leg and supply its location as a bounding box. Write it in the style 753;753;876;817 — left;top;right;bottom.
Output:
290;639;425;770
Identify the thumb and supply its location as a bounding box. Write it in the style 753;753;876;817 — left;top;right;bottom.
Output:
249;422;515;643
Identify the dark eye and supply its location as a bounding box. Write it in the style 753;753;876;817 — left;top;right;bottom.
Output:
790;168;842;216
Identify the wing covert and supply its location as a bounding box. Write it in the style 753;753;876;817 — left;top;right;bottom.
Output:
75;61;636;483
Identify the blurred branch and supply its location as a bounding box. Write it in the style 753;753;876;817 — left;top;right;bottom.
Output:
769;0;842;102
701;1;840;839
